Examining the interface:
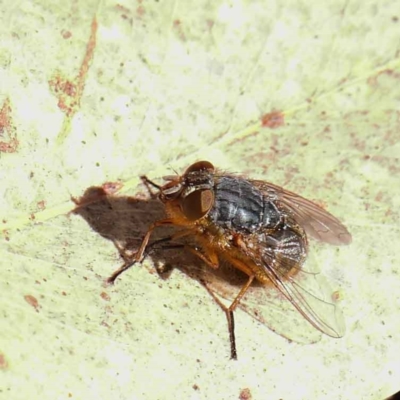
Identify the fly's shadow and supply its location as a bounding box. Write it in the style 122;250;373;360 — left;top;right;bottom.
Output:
72;181;248;288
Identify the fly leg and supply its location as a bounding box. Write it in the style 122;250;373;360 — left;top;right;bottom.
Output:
183;247;256;359
119;238;241;358
201;282;239;360
108;226;198;284
200;254;256;360
107;218;176;284
106;258;136;284
173;246;242;359
140;175;162;197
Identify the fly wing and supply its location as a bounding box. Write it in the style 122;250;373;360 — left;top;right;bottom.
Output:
241;225;346;338
250;180;352;245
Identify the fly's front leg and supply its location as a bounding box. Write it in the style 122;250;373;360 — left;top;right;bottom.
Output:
106;258;136;285
107;218;175;284
140;175;162;197
134;219;176;262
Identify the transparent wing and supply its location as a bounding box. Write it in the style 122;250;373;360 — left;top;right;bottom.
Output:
180;226;345;343
241;225;345;338
200;261;345;344
253;262;346;339
250;179;352;246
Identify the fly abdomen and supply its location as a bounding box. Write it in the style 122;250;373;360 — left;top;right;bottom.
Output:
260;222;308;276
208;176;281;233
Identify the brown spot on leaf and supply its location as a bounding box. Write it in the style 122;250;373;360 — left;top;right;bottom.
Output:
136;6;145;18
50;17;98;141
37;200;46;210
0;98;19;153
61;30;72;39
102;181;123;195
173;19;186;41
24;294;40;311
261;111;284;129
239;388;252;400
100;291;111;301
0;353;9;370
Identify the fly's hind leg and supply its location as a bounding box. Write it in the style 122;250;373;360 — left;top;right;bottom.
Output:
201;255;256;360
170;244;241;359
